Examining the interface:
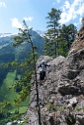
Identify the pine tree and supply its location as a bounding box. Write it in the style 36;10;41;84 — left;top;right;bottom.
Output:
57;24;77;56
44;8;61;57
13;20;42;125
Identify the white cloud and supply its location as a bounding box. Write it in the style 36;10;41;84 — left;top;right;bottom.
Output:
52;0;61;5
11;18;22;28
23;17;33;22
52;2;56;5
0;2;6;7
77;2;84;16
74;22;78;26
64;0;70;9
11;18;32;29
79;17;82;23
59;0;84;25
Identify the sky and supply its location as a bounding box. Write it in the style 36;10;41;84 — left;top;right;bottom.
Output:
0;0;84;33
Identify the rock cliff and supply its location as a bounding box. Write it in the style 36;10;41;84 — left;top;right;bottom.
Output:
24;18;84;125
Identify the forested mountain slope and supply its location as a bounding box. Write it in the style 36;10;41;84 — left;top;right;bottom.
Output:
0;30;44;63
0;30;45;84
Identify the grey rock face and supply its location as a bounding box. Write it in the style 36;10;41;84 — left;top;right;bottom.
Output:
24;23;84;125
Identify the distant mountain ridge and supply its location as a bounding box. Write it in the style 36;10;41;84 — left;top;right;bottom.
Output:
36;30;46;37
0;33;17;38
0;30;45;86
0;30;45;63
0;29;45;38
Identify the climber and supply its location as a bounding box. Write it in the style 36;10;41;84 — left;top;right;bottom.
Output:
38;60;50;83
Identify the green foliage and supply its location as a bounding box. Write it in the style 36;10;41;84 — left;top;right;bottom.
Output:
82;106;84;111
47;102;57;112
44;8;77;57
0;22;42;124
57;24;77;56
65;113;76;125
46;102;67;113
11;20;43;125
12;20;38;105
44;8;61;57
0;71;17;101
0;69;30;124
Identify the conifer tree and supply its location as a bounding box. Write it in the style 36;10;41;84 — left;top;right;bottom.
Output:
13;20;42;125
57;24;77;56
44;8;61;57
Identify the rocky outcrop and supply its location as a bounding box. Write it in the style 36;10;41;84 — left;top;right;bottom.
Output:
24;18;84;125
69;17;84;55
